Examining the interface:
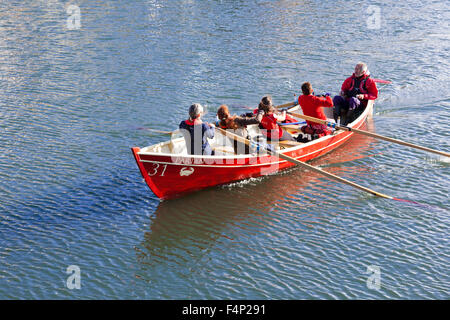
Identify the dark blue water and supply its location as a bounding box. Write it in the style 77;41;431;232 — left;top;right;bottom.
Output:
0;0;448;299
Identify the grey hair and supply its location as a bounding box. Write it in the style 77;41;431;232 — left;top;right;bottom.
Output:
355;62;368;73
189;103;204;119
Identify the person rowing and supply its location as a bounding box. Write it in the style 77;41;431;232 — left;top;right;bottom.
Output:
179;103;215;156
333;62;378;125
298;82;334;138
241;98;297;123
217;104;263;154
259;96;295;142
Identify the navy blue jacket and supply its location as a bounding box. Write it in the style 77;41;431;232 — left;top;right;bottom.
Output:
179;120;215;155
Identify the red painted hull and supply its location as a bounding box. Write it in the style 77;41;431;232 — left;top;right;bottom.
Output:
132;102;374;200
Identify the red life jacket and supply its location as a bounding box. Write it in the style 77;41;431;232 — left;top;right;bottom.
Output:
260;114;282;139
341;73;378;101
184;118;202;126
348;76;369;97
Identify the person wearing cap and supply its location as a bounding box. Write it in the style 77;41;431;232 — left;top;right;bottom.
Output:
179;103;215;155
259;96;295;141
333;62;378;125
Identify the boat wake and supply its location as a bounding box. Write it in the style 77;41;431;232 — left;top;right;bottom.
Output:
222;176;267;189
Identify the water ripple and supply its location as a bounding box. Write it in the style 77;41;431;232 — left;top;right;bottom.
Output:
0;0;449;299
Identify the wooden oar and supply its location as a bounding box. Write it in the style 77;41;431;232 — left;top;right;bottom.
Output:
215;127;394;199
243;101;298;112
137;127;179;135
275;101;297;109
288;111;450;158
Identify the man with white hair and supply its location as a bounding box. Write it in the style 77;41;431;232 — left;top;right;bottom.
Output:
333;62;378;125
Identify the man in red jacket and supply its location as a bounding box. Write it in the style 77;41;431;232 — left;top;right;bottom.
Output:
333;62;378;125
298;82;334;136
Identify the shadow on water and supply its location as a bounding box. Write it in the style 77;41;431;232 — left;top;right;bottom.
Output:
133;119;381;288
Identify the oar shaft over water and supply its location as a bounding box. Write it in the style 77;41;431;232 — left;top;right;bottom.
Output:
347;127;450;157
139;128;178;135
216;127;393;199
275;151;393;199
288;111;450;158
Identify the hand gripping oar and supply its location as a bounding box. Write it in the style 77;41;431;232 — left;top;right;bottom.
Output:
288;112;450;158
215;127;394;199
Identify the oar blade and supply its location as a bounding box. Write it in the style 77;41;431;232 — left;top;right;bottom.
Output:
373;78;392;84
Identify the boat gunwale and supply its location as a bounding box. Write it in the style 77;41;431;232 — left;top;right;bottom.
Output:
137;129;358;168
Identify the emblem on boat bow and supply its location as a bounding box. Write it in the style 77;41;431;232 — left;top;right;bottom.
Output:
180;167;194;176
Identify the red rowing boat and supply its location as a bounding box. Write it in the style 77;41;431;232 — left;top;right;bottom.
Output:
131;100;375;200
